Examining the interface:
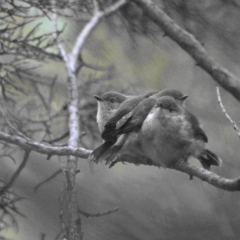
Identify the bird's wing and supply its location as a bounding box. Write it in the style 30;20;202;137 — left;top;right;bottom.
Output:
104;97;144;127
185;109;208;143
118;98;156;134
102;97;144;140
116;111;133;129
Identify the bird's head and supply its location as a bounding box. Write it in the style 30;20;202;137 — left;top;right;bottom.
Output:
94;92;127;111
153;88;188;106
155;96;181;115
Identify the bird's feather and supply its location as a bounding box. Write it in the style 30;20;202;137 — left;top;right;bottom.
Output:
185;109;208;143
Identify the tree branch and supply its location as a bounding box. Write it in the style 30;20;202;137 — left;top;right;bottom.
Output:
132;0;240;102
0;131;91;158
1;129;240;191
173;160;240;191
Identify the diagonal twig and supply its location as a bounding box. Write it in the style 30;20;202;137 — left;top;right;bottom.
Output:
0;150;30;196
216;87;240;138
34;169;61;192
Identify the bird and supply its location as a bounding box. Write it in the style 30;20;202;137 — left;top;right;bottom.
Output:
89;89;188;164
101;90;158;141
94;92;129;134
139;96;222;172
89;90;157;163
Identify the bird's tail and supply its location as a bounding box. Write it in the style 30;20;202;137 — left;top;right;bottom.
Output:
198;149;222;170
89;141;113;163
103;135;127;166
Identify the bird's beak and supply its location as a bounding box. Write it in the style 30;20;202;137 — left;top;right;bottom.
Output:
179;95;188;101
94;95;103;101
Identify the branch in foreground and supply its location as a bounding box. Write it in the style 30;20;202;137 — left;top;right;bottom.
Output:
132;0;240;102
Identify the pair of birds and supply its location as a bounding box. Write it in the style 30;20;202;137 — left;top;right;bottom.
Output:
89;89;222;172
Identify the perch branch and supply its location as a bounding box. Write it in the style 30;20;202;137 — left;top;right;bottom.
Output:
173;160;240;191
0;131;91;158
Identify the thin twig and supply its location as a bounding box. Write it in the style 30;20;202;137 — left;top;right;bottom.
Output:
216;87;240;137
0;150;30;196
34;169;61;192
79;207;119;218
51;0;69;65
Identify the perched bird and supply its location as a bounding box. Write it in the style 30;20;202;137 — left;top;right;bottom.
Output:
90;89;188;164
89;90;157;163
140;96;222;171
94;92;129;134
101;90;158;141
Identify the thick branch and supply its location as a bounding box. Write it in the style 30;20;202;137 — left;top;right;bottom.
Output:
132;0;240;101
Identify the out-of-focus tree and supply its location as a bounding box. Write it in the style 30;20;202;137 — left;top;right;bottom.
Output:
1;0;240;239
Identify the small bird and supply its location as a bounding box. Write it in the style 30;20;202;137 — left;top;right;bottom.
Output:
140;96;222;171
101;90;158;141
94;92;129;134
90;89;188;164
89;90;157;163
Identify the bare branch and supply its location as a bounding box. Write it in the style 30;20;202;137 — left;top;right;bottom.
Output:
0;150;30;196
216;87;240;137
79;207;119;218
132;0;240;102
